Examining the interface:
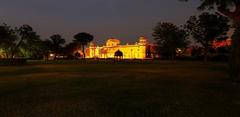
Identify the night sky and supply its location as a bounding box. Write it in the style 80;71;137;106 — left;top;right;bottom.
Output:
0;0;200;44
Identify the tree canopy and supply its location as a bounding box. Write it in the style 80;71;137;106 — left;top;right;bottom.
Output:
153;22;188;61
42;34;66;59
74;32;94;59
180;0;240;23
0;24;17;58
49;34;66;53
185;12;230;62
0;24;47;59
181;0;240;81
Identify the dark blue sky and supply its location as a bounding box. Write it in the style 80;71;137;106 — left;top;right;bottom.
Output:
0;0;200;44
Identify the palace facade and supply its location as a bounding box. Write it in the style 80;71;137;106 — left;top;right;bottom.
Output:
86;36;156;59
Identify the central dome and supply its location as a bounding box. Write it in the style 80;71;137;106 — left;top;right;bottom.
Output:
106;38;120;46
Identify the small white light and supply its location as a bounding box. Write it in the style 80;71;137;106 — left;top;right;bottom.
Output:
49;54;55;57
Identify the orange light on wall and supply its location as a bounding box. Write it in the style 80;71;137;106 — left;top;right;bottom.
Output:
213;39;232;48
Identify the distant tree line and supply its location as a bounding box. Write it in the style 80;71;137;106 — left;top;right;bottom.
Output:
0;23;93;60
153;12;230;63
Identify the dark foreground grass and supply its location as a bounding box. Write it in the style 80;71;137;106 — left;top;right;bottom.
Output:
0;61;240;117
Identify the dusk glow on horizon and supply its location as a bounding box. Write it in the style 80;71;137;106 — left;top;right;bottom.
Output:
0;0;200;44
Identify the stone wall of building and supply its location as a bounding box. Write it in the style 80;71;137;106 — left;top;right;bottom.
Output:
86;36;150;59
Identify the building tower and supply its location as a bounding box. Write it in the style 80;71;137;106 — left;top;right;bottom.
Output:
138;36;148;45
138;36;148;59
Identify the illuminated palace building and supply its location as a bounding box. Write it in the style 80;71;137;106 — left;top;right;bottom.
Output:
86;36;156;59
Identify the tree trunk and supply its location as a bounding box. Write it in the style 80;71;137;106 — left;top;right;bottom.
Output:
3;48;9;59
6;53;9;59
230;24;240;82
11;38;24;59
54;54;56;60
203;45;208;63
82;45;85;59
11;49;14;59
171;49;175;63
218;7;240;82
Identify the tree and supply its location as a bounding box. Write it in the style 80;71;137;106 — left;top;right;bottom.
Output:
73;32;94;59
0;24;42;59
7;24;40;59
153;22;188;62
45;34;66;59
20;34;43;59
50;34;66;54
181;0;240;82
40;40;53;59
185;12;230;62
64;42;82;58
0;23;17;58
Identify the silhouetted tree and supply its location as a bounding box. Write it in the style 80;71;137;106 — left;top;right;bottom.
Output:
185;12;230;62
0;23;17;58
19;31;43;59
64;42;82;59
40;40;53;59
180;0;240;84
153;22;188;62
75;52;81;59
5;24;41;59
45;34;66;59
0;24;43;59
73;32;94;59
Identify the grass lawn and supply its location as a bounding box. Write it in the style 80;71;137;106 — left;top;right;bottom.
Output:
0;60;240;117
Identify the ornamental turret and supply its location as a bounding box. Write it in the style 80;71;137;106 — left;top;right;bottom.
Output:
138;36;148;45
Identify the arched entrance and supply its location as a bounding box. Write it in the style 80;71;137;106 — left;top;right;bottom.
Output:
114;50;123;59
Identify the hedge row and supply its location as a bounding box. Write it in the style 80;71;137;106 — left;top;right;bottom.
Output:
0;59;27;66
